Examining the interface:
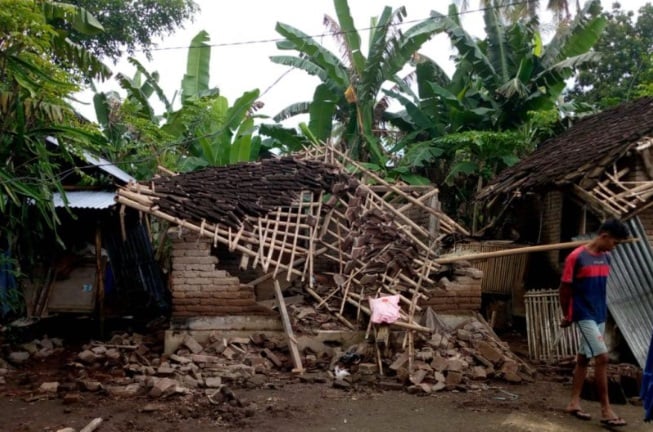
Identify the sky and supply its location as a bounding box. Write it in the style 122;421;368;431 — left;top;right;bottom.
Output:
78;0;651;123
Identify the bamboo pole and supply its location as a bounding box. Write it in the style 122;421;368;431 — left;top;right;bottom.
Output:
307;192;323;285
304;286;356;329
435;238;639;264
328;146;469;235
263;209;282;272
287;192;305;282
115;195;305;277
95;226;105;338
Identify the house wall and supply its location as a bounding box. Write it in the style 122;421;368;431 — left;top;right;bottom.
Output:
637;207;653;246
627;155;653;245
169;232;261;317
541;190;563;271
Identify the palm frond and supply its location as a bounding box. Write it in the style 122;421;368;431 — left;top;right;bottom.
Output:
322;15;351;70
127;58;173;113
543;0;604;65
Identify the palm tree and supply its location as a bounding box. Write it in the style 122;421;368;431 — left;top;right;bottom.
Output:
456;0;579;22
271;0;444;166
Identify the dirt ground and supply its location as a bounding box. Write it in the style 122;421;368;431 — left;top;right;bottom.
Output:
1;368;650;432
0;322;648;432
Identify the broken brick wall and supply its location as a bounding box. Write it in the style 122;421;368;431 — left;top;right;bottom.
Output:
420;266;483;313
169;232;261;317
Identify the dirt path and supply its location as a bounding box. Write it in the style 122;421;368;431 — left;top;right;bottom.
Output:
1;380;648;432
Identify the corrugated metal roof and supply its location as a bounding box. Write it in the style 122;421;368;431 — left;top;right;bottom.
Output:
52;191;117;209
45;136;135;184
80;150;135;184
607;217;653;368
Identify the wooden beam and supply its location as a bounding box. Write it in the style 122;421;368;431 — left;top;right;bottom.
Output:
274;280;304;374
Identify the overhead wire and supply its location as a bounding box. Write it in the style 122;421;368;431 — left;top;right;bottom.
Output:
136;0;534;53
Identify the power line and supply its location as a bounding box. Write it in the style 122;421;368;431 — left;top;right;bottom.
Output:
140;0;534;53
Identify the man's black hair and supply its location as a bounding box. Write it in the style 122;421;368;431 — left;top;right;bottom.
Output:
598;218;630;240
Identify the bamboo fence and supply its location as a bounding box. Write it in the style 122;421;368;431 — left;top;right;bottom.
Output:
454;241;528;295
524;289;580;362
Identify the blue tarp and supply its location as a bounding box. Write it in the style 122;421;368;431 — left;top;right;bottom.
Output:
0;249;18;317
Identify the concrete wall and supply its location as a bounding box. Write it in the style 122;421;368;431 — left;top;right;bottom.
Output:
169;232;262;317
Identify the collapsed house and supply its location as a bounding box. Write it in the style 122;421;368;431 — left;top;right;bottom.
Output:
477;96;653;367
114;145;536;390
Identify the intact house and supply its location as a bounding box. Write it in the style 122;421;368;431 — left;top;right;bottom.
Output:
476;96;653;366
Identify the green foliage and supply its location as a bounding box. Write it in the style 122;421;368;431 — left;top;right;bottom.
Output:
455;0;575;23
0;0;109;269
386;2;604;224
96;31;267;174
273;0;444;165
568;2;653;107
181;30;217;104
57;0;199;61
174;91;264;172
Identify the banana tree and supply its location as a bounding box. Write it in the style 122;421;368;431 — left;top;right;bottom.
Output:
174;90;264;171
158;31;264;171
388;1;604;224
390;1;604;150
271;0;445;166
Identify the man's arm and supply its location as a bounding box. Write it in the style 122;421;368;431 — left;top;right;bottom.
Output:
559;281;573;327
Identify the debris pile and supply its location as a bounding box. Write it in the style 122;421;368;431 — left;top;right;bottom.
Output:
2;336;64;380
376;316;536;394
1;314;537;401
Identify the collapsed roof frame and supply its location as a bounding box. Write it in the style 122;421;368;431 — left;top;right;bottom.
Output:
116;144;469;333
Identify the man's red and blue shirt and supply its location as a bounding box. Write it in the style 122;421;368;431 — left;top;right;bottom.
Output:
561;245;610;324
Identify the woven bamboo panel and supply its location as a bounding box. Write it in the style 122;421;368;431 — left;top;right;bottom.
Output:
524;289;580;362
454;241;528;294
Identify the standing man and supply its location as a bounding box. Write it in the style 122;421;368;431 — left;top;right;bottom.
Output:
559;218;629;427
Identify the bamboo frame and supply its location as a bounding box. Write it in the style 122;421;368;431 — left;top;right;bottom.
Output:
117;146;468;334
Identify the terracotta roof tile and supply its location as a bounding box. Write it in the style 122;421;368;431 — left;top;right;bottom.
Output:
479;97;653;199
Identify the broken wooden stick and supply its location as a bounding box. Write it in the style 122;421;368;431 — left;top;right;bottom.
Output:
274;280;304;373
80;418;103;432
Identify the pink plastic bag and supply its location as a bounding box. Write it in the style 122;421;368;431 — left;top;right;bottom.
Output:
369;295;401;324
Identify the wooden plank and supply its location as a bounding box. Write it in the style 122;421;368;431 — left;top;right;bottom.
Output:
274;280;304;373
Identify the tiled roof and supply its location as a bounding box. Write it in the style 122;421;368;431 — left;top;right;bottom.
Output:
478;97;653;200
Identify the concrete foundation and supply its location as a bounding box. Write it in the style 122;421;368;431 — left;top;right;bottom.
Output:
164;315;365;355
